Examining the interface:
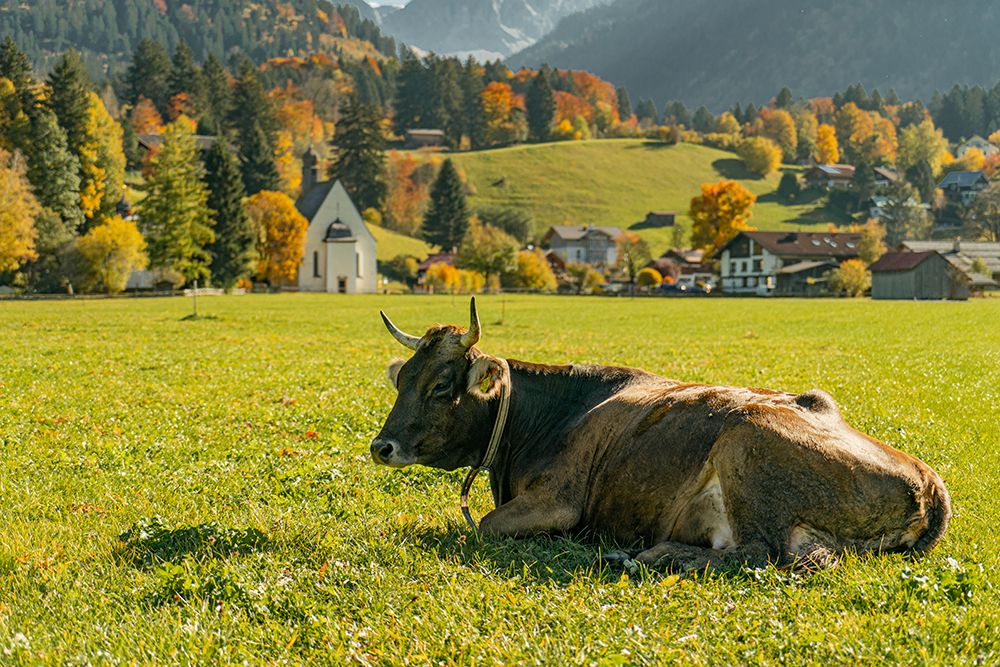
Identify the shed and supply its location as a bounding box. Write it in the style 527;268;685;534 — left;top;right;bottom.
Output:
640;211;677;227
404;129;445;149
774;260;838;296
869;251;971;300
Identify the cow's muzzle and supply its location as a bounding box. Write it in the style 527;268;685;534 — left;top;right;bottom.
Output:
370;437;413;468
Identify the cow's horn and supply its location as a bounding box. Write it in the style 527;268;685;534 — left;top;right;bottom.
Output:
461;297;481;348
381;311;421;351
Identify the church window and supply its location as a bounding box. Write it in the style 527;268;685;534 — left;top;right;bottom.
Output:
313;251;320;278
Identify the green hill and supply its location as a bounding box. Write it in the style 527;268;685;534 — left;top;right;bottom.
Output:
368;223;434;262
449;139;850;256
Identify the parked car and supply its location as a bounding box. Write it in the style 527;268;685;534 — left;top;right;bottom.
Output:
657;282;689;293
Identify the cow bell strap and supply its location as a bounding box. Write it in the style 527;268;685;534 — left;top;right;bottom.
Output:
461;357;511;531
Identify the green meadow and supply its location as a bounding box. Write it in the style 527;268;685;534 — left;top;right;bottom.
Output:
0;294;997;665
449;140;852;255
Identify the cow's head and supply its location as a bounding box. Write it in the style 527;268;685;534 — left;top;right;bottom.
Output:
370;298;505;471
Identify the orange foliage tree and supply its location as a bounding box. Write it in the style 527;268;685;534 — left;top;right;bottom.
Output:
816;124;839;163
481;82;525;146
385;151;427;236
554;91;593;125
688;180;756;254
131;96;165;134
247;191;310;284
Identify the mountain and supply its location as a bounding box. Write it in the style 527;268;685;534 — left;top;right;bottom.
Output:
507;0;1000;111
381;0;610;61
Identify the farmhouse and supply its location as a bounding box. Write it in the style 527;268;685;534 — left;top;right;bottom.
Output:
804;164;855;189
712;231;862;294
956;135;998;158
658;247;714;287
541;224;624;266
639;211;677;227
938;170;989;204
294;147;377;293
869;251;996;300
897;239;1000;282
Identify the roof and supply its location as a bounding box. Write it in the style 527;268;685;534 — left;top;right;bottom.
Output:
405;129;445;136
647;211;678;216
662;247;706;265
775;260;839;274
136;133;234;153
873;167;899;182
869;251;937;272
542;225;625;243
806;164;855;179
295;180;335;222
418;252;455;270
938;170;988;188
712;231;863;260
324;220;355;242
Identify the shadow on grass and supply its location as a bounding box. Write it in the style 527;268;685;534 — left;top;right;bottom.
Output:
713;158;764;180
117;516;271;569
396;523;639;584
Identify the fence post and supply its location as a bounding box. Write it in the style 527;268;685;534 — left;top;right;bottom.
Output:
193;279;198;318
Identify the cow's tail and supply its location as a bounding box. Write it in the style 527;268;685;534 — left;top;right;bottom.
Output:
909;471;952;556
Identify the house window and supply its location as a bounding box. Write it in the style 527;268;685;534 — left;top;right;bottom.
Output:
731;237;751;258
313;251;321;278
576;249;582;261
748;277;757;287
752;259;763;272
741;261;748;272
751;242;762;256
730;261;736;275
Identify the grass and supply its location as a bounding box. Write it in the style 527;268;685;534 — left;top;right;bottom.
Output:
0;294;998;665
367;222;435;262
448;140;854;255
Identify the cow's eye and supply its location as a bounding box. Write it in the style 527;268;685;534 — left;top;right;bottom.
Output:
433;380;452;396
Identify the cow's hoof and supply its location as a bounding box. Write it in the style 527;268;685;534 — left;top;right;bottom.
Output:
602;549;639;564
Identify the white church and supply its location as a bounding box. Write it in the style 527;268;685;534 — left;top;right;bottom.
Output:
293;147;377;293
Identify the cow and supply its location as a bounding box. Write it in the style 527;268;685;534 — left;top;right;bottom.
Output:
370;298;951;572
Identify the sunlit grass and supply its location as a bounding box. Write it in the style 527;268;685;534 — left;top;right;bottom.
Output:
0;294;997;665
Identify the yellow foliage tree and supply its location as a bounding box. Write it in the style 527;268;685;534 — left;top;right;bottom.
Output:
793;110;818;156
274;130;299;194
247;190;309;285
737;136;782;176
688;180;756;255
505;249;557;291
897;118;948;172
834;103;876;163
76;215;149;293
88;92;126;218
827;259;870;297
637;267;662;287
761;108;797;162
0;147;39;272
816;124;839;164
425;261;460;292
713;112;741;135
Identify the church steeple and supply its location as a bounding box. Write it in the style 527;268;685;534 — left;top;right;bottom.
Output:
301;145;321;195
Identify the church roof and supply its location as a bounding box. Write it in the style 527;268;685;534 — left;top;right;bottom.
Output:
325;220;355;242
295;180;335;222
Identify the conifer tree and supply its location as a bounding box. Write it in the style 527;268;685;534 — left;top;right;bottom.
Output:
139;118;214;284
239;120;280;196
0;37;32;111
168;39;206;116
427;54;462;144
328;97;387;212
693;106;714;132
461;56;486;149
125;39;171;115
526;69;556;142
732;101;744;125
422;158;468;250
231;58;280;145
393;47;430;135
775;86;793;109
201;52;232;134
664;101;690;127
24;108;83;234
47;50;92;158
616;86;631;120
744;102;759;124
885;89;901;106
203;137;254;288
119;112;143;169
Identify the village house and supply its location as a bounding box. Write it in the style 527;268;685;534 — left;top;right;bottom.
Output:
541;225;624;266
938;170;990;204
956;135;998;158
869;251;996;300
294;147;377;294
803;164;855;189
656;247;715;287
873;167;900;187
712;231;863;295
416;251;456;284
404;129;445;149
896;239;1000;282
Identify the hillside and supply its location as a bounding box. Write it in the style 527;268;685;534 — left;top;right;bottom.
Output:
381;0;609;60
508;0;1000;112
368;222;434;262
447;140;850;256
0;0;395;78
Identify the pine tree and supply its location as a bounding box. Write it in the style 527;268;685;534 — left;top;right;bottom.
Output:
461;56;486;149
427;54;462;145
732;101;744;125
744;102;758;124
328;97;387;212
616;86;631;121
231;58;279;144
239;120;280;196
139;118;214;284
201;52;232;133
526;69;556;142
125;39;171;116
885;88;901;106
47;50;92;157
0;36;32;112
664;101;690;127
393;47;430;135
850;160;876;208
693;106;714;132
168;39;206;116
422;158;468;250
119;112;142;169
775;86;793;109
203;137;254;288
24;108;83;234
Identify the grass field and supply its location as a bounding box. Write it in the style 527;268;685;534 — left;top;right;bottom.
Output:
448;140;853;255
1;294;998;665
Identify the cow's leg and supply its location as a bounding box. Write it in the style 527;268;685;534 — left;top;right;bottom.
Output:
478;493;580;539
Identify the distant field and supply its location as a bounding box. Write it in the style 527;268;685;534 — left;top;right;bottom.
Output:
1;294;997;665
367;222;435;262
448;140;853;255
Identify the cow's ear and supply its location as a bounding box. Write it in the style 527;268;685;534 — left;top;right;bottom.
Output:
386;358;405;391
467;356;503;399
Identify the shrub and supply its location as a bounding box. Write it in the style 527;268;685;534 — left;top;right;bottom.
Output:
827;259;870;297
777;172;801;200
637;267;662;287
702;133;738;152
738;136;782;176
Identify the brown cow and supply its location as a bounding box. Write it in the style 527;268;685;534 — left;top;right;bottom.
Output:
370;299;950;571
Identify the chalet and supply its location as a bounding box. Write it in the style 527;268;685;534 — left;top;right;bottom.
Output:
869;251;996;300
804;164;855;189
541;225;624;266
873;167;900;187
938;170;989;204
639;211;677;227
712;231;862;294
956;135;998;158
774;260;839;296
404;129;445;149
135;133;235;159
897;239;1000;282
294;147;377;294
658;247;714;287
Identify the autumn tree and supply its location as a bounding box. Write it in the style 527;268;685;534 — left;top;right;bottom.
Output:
84;91;126;222
130;96;165;134
761;108;797;162
482;81;525;146
76;214;148;293
0;147;38;271
203;137;255;288
964;181;1000;242
526;69;556;142
737;136;782;176
834;102;875;164
422;158;468;250
457;217;519;288
384;151;426;236
689;180;757;255
617;232;652;292
827;259;870;297
637;267;662;288
245;191;309;285
138;117;214;284
794;111;818;157
504;248;557;291
815;124;839;163
897;118;949;173
328;97;387;213
858;220;888;266
566;262;603;293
